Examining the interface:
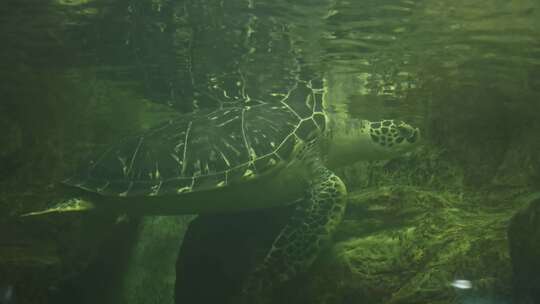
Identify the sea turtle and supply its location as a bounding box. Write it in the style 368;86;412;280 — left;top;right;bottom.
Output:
23;79;420;301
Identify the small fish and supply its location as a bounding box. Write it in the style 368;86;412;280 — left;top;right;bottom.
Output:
0;285;15;304
450;279;472;290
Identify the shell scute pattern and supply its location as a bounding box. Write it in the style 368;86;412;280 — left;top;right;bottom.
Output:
66;81;326;198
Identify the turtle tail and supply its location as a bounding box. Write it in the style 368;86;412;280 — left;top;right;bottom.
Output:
20;198;95;217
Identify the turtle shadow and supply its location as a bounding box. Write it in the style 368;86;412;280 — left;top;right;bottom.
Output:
175;206;292;304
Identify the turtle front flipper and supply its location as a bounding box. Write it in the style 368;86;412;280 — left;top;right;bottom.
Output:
20;198;95;217
242;166;347;303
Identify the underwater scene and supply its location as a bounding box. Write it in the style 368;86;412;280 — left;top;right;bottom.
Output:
1;0;540;303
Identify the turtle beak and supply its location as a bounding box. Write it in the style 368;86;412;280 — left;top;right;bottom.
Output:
407;128;420;143
397;123;414;138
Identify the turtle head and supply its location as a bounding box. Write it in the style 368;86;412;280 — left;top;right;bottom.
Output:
325;118;420;168
364;120;420;155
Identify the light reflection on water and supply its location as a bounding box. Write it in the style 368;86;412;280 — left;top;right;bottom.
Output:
14;0;538;118
286;0;540;125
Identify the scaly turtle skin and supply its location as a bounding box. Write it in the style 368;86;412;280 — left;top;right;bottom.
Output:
23;79;420;302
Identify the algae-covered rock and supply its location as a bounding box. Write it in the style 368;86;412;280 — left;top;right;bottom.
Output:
174;182;520;304
303;186;516;304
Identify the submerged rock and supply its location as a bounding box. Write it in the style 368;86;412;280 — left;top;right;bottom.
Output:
0;223;61;304
508;193;540;304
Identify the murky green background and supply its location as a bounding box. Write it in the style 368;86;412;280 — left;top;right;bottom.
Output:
1;0;539;303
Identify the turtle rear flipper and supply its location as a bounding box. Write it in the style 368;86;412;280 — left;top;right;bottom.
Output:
20;198;95;217
242;166;347;302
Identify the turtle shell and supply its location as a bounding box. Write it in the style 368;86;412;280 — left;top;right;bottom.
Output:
65;81;326;197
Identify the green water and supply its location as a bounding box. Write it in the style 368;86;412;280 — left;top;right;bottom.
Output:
1;0;539;303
